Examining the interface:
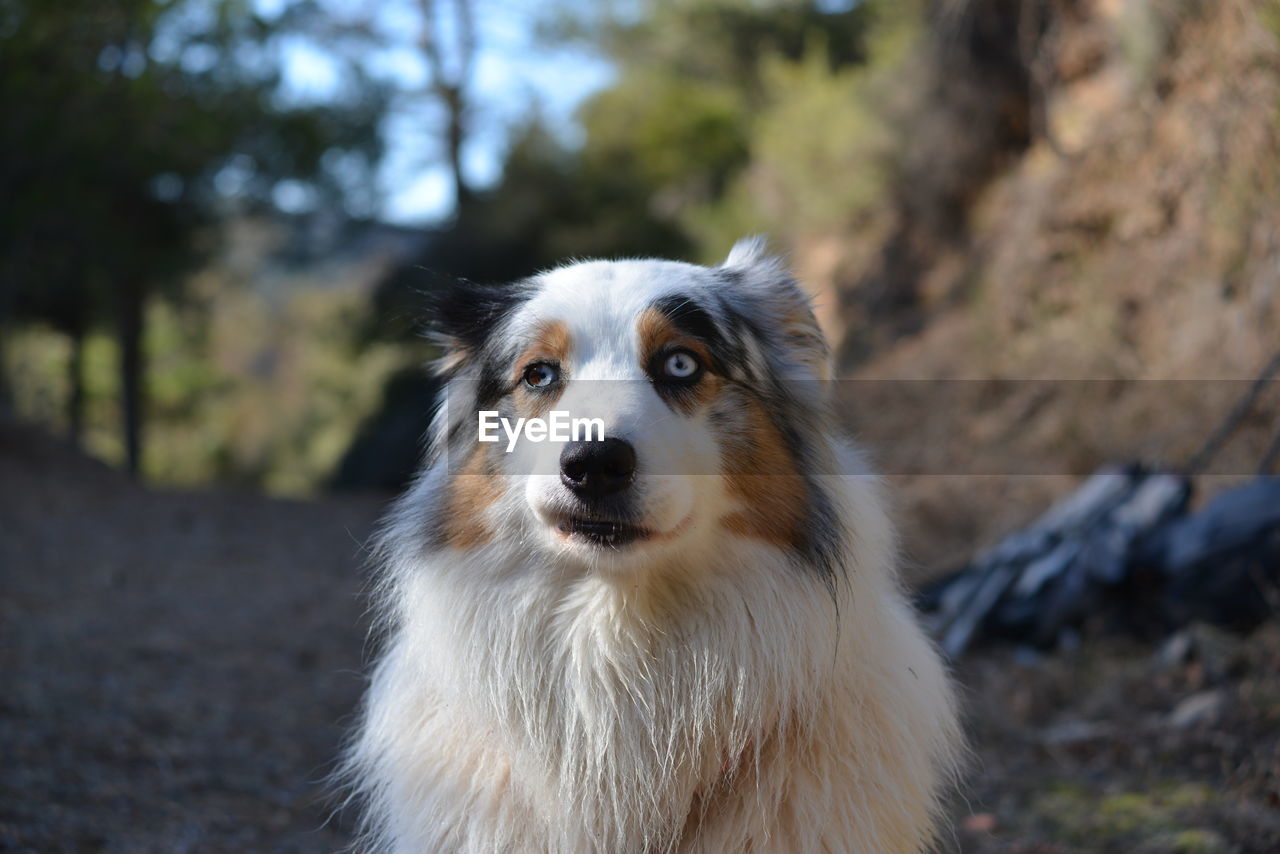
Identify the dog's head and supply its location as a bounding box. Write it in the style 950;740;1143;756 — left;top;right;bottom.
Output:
425;237;842;577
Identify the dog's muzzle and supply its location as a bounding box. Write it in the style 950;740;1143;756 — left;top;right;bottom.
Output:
559;437;636;502
554;437;648;546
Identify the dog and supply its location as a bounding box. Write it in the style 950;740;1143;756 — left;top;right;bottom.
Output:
344;238;961;852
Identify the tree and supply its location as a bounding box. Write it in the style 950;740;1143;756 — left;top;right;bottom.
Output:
0;0;384;472
546;0;882;259
418;0;477;213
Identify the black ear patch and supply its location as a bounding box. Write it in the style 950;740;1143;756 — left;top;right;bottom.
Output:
431;276;534;355
651;294;725;351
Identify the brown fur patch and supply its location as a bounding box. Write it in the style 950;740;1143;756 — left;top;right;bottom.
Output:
439;321;572;550
511;320;572;418
635;308;721;415
718;395;808;550
441;443;503;549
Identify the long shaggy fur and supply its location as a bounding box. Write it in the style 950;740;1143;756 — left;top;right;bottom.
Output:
342;239;962;853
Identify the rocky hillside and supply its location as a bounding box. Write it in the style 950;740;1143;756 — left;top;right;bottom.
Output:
815;0;1280;573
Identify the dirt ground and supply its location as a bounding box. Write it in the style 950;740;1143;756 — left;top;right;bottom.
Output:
951;622;1280;854
0;420;385;852
3;419;1277;853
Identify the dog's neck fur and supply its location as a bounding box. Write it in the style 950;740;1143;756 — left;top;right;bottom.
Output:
379;510;843;852
353;454;957;854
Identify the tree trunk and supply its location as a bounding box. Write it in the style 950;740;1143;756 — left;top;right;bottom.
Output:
418;0;475;216
0;277;12;416
67;325;85;446
443;85;471;213
0;324;11;417
116;277;144;476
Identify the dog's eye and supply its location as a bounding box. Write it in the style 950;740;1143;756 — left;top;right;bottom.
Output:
522;362;559;389
662;350;700;380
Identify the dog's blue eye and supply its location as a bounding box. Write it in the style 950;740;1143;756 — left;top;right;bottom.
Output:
523;363;558;389
663;351;700;379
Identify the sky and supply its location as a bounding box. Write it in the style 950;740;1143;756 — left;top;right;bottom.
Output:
260;0;615;226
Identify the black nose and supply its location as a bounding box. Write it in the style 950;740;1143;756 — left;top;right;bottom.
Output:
560;438;637;501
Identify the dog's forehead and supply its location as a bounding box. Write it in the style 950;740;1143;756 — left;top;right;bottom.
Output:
519;259;720;350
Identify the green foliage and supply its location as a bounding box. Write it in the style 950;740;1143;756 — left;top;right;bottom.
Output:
429;0;921;273
580;71;748;203
9;325;127;467
1029;782;1225;849
587;0;874;98
3;0;942;491
689;33;905;254
0;0;384;473
0;0;382;311
562;0;922;260
7;281;403;492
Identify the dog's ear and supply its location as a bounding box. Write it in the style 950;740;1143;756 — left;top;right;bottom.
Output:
428;277;530;375
722;235;774;271
721;236;831;382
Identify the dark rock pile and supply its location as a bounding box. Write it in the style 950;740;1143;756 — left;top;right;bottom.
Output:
920;468;1280;657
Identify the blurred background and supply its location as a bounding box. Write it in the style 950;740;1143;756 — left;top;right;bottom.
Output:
2;0;1279;851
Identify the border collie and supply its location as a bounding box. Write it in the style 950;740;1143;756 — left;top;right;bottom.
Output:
345;238;961;852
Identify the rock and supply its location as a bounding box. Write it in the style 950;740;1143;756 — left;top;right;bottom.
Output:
1040;719;1110;746
1166;690;1225;729
1155;630;1194;670
1184;623;1245;679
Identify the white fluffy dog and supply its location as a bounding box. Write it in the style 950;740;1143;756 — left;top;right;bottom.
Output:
344;239;961;852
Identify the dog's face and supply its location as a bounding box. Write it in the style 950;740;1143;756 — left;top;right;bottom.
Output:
429;238;838;576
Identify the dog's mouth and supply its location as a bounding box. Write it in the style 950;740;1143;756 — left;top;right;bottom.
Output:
550;512;651;548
